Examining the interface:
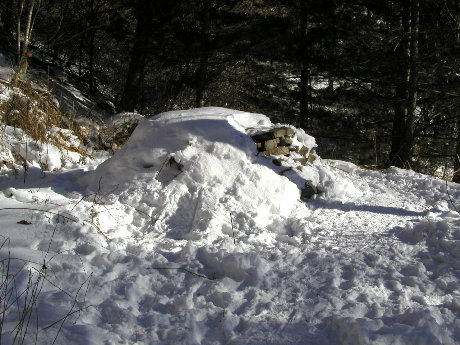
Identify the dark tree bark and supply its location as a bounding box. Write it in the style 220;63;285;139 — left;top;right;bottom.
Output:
389;0;419;168
195;0;211;108
299;0;311;129
118;3;152;112
453;19;460;183
50;0;72;64
453;109;460;183
405;0;419;161
87;0;97;95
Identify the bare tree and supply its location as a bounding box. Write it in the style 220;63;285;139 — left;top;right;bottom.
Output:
195;0;211;108
389;0;419;168
298;0;311;129
16;0;42;62
12;0;42;86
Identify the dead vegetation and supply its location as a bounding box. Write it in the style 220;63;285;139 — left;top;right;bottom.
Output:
0;79;91;160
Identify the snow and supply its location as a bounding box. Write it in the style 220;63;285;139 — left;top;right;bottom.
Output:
0;107;459;344
0;124;91;171
0;53;14;83
107;112;145;127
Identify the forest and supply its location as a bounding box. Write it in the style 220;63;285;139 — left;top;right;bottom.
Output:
0;0;459;178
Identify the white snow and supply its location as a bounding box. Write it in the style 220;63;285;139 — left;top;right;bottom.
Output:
0;107;459;344
0;53;14;83
0;124;91;171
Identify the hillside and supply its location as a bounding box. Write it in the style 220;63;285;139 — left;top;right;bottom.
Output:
0;106;459;344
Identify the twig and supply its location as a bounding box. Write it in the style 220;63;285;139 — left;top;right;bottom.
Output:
44;222;59;264
70;182;120;211
1;233;93;344
30;268;72;298
91;176;117;223
0;257;41;266
279;167;292;176
43;304;94;331
49;273;93;345
133;207;160;224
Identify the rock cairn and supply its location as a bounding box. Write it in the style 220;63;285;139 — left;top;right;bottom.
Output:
251;126;316;166
251;126;319;200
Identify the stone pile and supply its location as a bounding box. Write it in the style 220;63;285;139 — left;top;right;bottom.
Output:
251;126;316;167
251;126;320;200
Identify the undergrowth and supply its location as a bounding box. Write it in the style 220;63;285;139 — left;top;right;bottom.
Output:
0;79;90;161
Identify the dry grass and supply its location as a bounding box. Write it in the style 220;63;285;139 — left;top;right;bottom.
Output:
0;80;90;158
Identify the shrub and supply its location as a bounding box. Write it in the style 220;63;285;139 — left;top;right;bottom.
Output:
0;80;91;167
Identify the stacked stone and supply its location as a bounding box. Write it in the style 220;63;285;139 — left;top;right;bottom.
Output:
251;127;293;156
251;126;320;199
251;126;316;166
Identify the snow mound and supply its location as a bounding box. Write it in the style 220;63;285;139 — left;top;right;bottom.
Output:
79;107;322;237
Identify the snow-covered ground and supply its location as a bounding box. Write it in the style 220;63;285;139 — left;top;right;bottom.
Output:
0;107;459;344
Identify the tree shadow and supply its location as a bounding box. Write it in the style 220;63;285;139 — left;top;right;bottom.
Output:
0;166;88;196
309;198;427;217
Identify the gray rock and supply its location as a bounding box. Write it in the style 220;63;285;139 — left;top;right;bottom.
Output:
272;158;284;166
279;136;293;146
294;157;309;166
251;126;295;142
272;127;295;138
262;138;280;151
260;146;290;156
300;181;319;200
308;153;316;163
251;132;275;141
299;146;310;157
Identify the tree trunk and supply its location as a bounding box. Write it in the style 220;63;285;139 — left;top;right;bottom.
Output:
14;0;40;65
16;0;24;64
388;0;418;168
195;0;211;108
299;0;311;129
453;20;460;183
50;0;71;64
78;34;83;78
118;4;152;112
87;0;96;95
22;0;36;56
454;109;460;183
405;0;419;163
